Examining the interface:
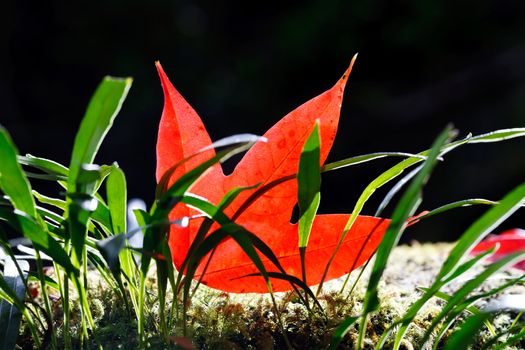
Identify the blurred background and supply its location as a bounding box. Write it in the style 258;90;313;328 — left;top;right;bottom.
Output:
1;0;524;242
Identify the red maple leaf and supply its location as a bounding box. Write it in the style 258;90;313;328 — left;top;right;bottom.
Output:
471;228;525;271
155;58;390;293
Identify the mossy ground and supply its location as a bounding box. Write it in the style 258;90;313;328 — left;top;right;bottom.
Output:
17;243;525;349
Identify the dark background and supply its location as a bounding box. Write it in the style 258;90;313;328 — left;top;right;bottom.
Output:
2;0;524;242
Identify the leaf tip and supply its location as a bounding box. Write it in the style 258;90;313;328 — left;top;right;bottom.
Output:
338;54;358;88
155;61;169;83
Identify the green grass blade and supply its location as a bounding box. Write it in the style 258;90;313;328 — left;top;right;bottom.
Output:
441;244;497;284
179;194;317;300
240;271;320;306
436;182;525;282
375;164;423;216
297;122;321;288
424;289;483;316
155;133;263;198
232;152;430;222
322;152;428;172
442;312;491;350
297;121;321;248
27;273;60;291
0;259;34;350
409;198;499;223
105;165;141;315
33;191;66;210
67;77;131;191
132;208;150;344
106;164;127;234
318;130;468;295
217;183;261;210
0;126;37;218
492;328;525;350
430;273;525;348
329;316;359;350
420;250;525;347
0;208;76;273
147;140;263;286
175;184;260;294
380;182;525;350
95;233;126;271
468;127;525;143
158;142;261;209
357;125;453;350
33;189;112;237
67;165;105;269
17;154;69;177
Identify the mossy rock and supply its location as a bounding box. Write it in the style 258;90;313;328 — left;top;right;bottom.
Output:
17;243;525;349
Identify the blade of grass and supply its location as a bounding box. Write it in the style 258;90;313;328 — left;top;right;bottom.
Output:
329;316;359;350
355;125;454;350
430;272;525;349
17;154;69;177
0;258;29;350
297;121;321;287
318;130;468;295
375;164;423;217
436;184;525;282
133;208;150;344
0;271;41;348
64;77;130;346
67;77;131;191
0;208;76;273
66;76;131;268
106;164;127;234
442;312;492;350
322;152;428;172
0;126;37;218
408;198;499;223
155;133;264;198
105;164;141;317
181;184;261;298
232;152;431;221
420;250;525;348
376;181;525;350
469;127;525;143
491;327;525;350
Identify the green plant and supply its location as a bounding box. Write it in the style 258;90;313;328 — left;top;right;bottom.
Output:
0;62;524;349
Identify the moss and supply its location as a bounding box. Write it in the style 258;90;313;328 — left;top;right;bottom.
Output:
16;243;525;349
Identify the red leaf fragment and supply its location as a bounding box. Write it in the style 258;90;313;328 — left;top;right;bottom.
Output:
471;228;525;270
156;58;393;292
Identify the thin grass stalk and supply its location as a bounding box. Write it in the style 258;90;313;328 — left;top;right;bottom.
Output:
492;327;525;350
0;270;42;347
480;322;525;350
340;257;372;306
34;249;57;349
22;305;42;347
59;245;72;350
428;273;525;350
299;247;308;304
267;283;293;350
357;126;455;350
157;267;168;340
375;182;525;350
138;273;146;344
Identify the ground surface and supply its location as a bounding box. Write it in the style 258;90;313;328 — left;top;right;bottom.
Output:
17;242;525;349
